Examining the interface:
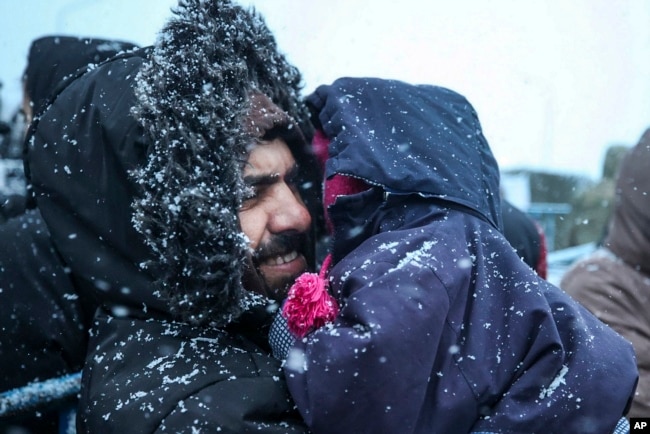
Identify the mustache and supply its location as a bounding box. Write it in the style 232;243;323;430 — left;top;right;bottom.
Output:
252;232;307;263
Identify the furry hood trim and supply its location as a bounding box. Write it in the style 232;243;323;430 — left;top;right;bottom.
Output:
131;0;311;327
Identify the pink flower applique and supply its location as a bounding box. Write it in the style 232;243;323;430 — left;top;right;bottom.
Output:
282;254;339;338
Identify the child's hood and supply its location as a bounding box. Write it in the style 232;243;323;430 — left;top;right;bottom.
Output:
307;77;503;231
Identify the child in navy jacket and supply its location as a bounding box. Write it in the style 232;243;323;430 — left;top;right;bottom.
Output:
273;77;636;434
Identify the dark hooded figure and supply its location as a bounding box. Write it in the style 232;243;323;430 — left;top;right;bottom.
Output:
277;78;637;434
561;128;650;419
0;36;138;223
22;35;139;125
0;34;140;377
16;0;323;432
0;36;139;433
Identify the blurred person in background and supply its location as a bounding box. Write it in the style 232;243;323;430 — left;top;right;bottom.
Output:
501;198;548;279
1;35;139;224
0;80;11;158
566;144;630;248
21;35;139;127
0;35;138;433
561;128;650;418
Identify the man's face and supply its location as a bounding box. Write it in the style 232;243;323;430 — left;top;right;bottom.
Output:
239;138;312;300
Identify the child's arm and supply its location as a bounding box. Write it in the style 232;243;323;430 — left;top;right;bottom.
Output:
284;258;450;434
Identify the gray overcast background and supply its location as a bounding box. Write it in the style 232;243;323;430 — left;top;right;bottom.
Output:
1;0;649;180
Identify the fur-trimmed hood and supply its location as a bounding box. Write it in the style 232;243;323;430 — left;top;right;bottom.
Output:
26;0;320;327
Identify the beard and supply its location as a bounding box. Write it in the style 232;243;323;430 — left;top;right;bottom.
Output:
242;232;310;300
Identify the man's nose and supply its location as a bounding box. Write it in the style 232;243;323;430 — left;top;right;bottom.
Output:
269;184;312;234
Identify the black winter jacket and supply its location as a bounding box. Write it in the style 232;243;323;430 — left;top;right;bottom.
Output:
0;209;89;390
81;306;306;433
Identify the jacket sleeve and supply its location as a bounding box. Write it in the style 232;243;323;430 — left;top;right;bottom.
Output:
284;259;450;434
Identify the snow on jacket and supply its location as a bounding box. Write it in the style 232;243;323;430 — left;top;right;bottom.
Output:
561;128;650;418
284;77;637;434
0;209;89;390
80;304;307;433
0;211;87;430
24;0;320;431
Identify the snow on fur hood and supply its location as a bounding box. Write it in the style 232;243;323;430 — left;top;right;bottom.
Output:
26;0;318;327
130;0;317;326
